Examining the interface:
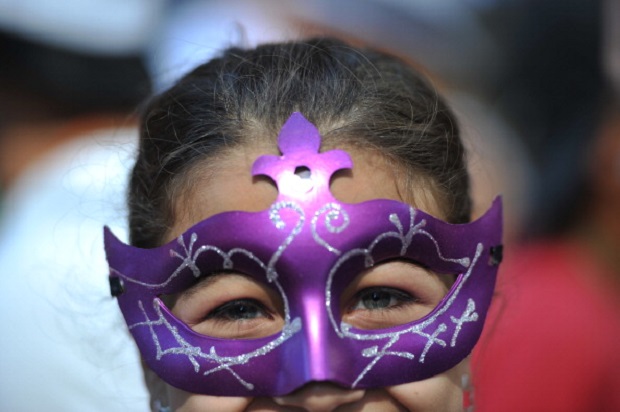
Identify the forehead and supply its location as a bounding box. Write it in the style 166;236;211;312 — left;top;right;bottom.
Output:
168;143;443;241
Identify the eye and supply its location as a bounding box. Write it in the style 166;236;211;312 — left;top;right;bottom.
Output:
351;287;416;311
341;260;453;330
169;272;285;339
206;299;271;321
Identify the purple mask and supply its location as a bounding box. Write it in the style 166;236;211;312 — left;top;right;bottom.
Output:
105;112;502;396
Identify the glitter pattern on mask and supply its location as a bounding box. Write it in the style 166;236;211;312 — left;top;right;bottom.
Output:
129;299;302;390
110;232;265;288
117;200;485;391
324;207;484;388
106;113;502;395
267;201;304;282
450;298;478;347
311;203;350;255
117;200;307;391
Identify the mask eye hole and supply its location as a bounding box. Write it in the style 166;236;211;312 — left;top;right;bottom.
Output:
163;271;285;340
339;260;455;330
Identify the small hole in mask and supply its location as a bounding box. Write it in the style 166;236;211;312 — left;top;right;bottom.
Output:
294;166;311;179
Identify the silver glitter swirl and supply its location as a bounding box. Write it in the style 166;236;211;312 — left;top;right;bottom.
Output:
311;203;350;255
129;299;302;391
267;201;305;281
123;201;309;391
113;235;246;289
367;207;426;256
324;205;485;388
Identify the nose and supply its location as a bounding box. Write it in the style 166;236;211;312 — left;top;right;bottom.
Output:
273;382;365;412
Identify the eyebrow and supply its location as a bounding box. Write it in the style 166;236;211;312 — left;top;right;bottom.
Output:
177;270;246;301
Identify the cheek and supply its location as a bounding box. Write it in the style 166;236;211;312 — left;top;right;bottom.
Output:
386;359;468;412
167;387;252;412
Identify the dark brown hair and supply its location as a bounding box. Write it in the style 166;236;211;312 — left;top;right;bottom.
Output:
129;37;470;247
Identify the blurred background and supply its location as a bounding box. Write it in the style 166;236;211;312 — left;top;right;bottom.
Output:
0;0;617;411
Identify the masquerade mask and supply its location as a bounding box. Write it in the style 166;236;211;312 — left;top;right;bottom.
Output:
105;112;502;396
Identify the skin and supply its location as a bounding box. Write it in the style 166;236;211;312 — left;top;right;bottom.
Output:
161;142;468;412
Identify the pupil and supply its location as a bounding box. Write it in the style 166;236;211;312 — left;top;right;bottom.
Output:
363;291;391;309
233;303;257;319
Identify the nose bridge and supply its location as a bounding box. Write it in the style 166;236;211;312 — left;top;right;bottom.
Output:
274;382;365;411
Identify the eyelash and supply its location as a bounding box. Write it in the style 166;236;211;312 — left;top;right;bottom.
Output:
350;287;418;312
205;299;273;322
204;287;419;319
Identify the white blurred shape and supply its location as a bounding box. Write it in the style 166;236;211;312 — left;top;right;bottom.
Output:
148;0;299;92
0;0;165;55
0;129;149;411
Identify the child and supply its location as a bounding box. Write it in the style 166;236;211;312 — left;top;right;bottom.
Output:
106;37;502;411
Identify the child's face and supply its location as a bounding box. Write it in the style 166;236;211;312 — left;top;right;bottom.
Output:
160;143;467;411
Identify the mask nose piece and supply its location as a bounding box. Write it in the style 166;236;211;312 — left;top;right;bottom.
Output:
301;295;331;381
295;294;347;386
